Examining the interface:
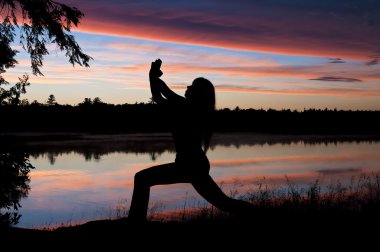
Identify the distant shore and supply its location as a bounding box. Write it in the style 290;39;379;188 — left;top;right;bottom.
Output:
1;104;379;134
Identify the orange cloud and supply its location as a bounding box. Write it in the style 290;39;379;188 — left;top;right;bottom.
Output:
214;86;380;97
111;61;380;83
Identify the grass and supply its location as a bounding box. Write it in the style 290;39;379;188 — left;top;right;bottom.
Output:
147;172;380;224
248;173;380;211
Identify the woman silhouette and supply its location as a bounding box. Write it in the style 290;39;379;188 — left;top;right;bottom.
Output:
128;59;254;222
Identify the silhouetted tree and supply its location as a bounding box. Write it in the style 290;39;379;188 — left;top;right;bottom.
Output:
19;98;29;106
0;152;34;227
78;97;92;106
0;0;92;105
46;94;57;106
0;103;378;134
47;152;56;165
93;97;103;104
31;99;41;106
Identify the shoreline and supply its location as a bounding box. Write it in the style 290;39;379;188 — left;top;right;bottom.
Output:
3;210;379;247
2;131;380;141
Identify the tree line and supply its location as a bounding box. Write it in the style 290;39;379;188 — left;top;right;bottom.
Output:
0;96;379;134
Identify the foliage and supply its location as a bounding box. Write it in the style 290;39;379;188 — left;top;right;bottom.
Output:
0;152;34;227
46;94;56;105
0;0;92;105
0;74;29;105
77;97;105;106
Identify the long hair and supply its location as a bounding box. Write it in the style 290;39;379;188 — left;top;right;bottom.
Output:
190;77;215;153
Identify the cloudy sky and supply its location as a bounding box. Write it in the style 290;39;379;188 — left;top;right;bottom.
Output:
6;0;380;110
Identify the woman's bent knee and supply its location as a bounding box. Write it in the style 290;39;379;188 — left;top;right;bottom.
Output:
134;167;158;185
134;169;148;183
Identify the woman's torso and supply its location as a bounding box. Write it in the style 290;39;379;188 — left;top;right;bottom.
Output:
171;105;210;172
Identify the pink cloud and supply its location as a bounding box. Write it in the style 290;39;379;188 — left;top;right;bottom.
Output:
60;1;380;59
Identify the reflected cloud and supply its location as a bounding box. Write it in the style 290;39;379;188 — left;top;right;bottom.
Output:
31;170;83;178
211;168;373;190
30;170;97;191
211;153;380;168
30;164;146;192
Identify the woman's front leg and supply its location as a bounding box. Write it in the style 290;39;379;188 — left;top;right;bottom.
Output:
128;162;189;222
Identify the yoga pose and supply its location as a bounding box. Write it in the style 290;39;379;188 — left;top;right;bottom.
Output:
128;59;254;222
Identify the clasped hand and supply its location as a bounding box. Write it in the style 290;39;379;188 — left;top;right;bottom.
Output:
150;59;163;78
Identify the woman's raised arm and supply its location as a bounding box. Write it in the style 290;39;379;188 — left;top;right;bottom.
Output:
149;59;185;105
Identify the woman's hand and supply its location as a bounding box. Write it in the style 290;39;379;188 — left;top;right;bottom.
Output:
149;59;163;78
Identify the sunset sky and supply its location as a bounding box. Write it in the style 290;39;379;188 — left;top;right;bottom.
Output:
6;0;380;110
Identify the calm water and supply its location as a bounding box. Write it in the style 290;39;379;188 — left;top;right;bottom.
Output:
3;133;380;228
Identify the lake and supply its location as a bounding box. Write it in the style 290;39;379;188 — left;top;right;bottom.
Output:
2;133;380;229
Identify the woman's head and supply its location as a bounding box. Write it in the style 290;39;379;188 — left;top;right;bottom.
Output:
185;77;215;152
185;77;215;111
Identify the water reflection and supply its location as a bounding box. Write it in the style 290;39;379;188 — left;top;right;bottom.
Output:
2;133;380;228
0;152;34;227
11;133;380;163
